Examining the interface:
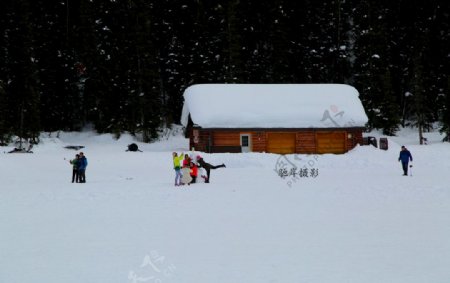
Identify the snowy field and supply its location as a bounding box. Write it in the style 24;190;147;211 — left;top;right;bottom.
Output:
1;128;450;283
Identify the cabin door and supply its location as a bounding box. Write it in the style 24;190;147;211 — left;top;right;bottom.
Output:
266;133;296;154
316;132;346;154
240;134;252;153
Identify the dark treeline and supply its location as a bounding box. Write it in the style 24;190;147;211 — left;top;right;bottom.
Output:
0;0;449;144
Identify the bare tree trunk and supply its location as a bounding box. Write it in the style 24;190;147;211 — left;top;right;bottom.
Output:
418;118;423;145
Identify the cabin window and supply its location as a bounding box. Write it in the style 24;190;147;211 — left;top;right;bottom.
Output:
193;129;199;143
241;135;249;147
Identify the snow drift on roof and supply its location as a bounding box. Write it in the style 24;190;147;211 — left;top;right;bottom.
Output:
181;84;368;128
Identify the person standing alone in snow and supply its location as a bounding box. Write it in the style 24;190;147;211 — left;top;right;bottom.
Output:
398;146;413;176
173;152;184;186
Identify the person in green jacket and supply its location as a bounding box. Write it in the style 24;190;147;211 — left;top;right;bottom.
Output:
172;152;184;186
69;154;80;183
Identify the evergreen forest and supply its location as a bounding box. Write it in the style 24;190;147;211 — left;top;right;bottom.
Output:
0;0;449;144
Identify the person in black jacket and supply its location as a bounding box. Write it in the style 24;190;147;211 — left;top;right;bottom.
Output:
69;154;80;183
196;156;225;183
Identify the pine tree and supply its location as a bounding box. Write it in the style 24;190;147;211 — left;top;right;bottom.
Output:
402;1;444;143
4;0;41;142
0;1;12;144
263;0;296;83
442;76;450;141
222;0;245;82
128;0;163;141
0;82;11;145
32;0;82;132
352;0;400;134
239;0;279;83
71;0;99;128
433;1;450;140
78;0;124;134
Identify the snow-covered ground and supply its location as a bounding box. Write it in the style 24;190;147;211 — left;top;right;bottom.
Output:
1;128;450;283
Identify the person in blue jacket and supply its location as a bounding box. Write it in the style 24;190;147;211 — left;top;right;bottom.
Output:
398;146;413;176
78;152;88;183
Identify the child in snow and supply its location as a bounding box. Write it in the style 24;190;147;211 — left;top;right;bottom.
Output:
196;155;226;183
69;154;80;183
398;145;413;176
182;154;191;168
181;167;193;185
172;152;184;186
190;162;198;184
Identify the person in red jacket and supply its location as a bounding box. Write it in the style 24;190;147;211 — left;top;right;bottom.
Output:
182;154;191;168
190;162;198;184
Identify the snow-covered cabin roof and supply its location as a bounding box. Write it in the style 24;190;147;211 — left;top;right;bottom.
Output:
181;84;368;129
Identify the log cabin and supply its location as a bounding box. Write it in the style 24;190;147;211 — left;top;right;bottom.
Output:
181;84;368;154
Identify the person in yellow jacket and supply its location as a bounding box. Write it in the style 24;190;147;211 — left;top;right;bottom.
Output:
172;152;184;186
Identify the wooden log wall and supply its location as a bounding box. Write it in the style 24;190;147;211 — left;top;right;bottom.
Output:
296;131;315;154
251;132;266;152
191;128;364;154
